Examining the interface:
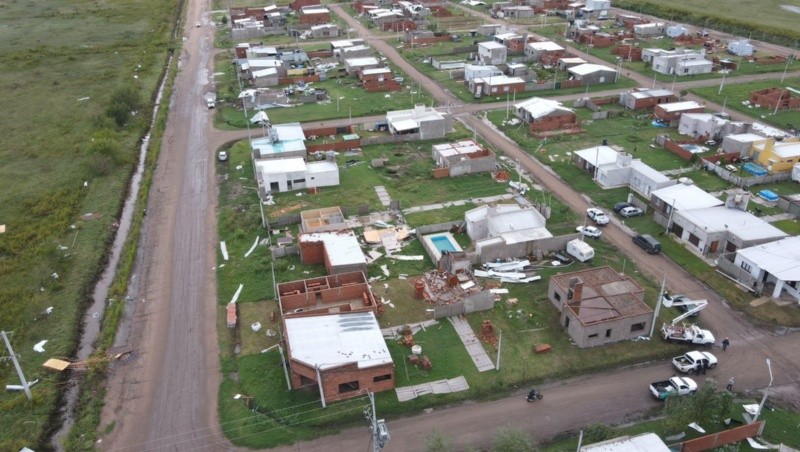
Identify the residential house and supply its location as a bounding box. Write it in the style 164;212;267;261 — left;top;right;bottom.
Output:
751;138;800;172
619;88;677;110
583;0;610;12
477;23;507;36
671;205;787;255
254;157;339;194
386;105;453;139
478;41;508;65
721;133;768;157
358;67;392;82
749;87;800;111
653;100;704;122
464;64;503;82
650;181;724;226
573;145;619;175
558;57;587;70
338;45;373;61
250;123;307;160
582;433;671;451
514;97;577;133
252;67;280;87
298;230;368;274
330;38;367;54
666;25;690;38
505;63;530;77
469;75;525;97
548;266;652;348
595;153;675;197
300;206;347;233
728;39;754;57
633;23;665;37
524;41;566;61
465;204;552;261
567;63;617;85
651;50;713;76
432;140;496;177
290;0;320;11
500;5;535;18
300;6;330;25
309;23;340;38
732;236;800;301
283;311;394;403
344;57;381;76
278;271;378;317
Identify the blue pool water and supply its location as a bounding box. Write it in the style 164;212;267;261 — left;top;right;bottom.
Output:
759;189;779;202
743;162;768;176
431;235;458;253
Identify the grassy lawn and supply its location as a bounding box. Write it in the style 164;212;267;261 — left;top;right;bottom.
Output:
690;77;800;130
0;0;178;449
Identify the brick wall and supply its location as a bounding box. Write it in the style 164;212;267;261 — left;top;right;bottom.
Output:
406;35;452;47
299;240;325;265
300;12;330;25
681;421;764;451
530;114;579;132
559;79;582;89
290;0;321;11
663;139;694;161
278;74;321;85
383;19;417;32
363;79;403;92
304;125;353;136
307;50;334;58
306;138;361;153
432;167;450;178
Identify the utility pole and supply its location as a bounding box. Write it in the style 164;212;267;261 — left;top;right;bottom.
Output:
1;331;32;401
366;391;390;451
649;276;667;338
495;330;502;371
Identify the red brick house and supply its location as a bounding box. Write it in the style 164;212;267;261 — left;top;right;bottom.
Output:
469;75;525;97
514;97;578;133
290;0;320;11
300;7;330;25
620;88;677;110
278;271;378;318
749;87;800;111
299;230;368;275
654;100;705;123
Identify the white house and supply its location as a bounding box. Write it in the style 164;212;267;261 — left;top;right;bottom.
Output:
651;51;712;76
573;145;620;175
595;153;675;197
255;157;339;194
728;39;754;57
671;206;787;255
584;0;610;11
478;41;507;65
666;25;690;38
386;105;452;139
524;41;565;60
343;57;381;76
514;97;575;123
465;204;552;257
567;63;618;85
734;236;800;301
464;64;502;82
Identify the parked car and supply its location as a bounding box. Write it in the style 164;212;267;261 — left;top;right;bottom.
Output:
576;225;602;238
633;234;661;254
195;21;201;27
619;206;643;218
586;207;609;225
662;294;705;316
672;351;717;374
650;376;697;400
613;202;632;213
218;150;228;162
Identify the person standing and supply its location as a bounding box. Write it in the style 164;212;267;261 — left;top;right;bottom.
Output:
722;337;730;351
727;377;735;391
701;360;708;375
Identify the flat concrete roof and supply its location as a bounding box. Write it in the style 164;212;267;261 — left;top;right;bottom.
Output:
300;230;366;267
738;236;800;281
678;207;788;241
651;184;723;210
574;145;619;167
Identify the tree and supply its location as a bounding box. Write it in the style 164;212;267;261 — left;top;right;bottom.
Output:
492;426;535;452
106;85;143;127
664;380;735;435
583;423;614;444
425;430;454;452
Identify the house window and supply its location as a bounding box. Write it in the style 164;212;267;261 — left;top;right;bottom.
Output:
338;381;360;393
293;178;306;184
373;374;392;383
740;261;752;272
564;316;570;328
554;292;561;301
503;86;510;92
605;329;612;338
588;333;599;339
630;322;645;332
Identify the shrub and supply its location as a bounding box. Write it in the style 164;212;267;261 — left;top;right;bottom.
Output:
492;426;535;452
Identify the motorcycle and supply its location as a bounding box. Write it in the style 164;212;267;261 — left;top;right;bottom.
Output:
526;389;543;402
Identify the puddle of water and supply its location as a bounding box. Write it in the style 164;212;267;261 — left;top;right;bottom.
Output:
49;54;173;451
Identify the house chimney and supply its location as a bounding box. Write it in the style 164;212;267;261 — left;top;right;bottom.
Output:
567;277;583;301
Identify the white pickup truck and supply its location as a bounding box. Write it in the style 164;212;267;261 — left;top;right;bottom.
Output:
661;323;715;346
650;376;697;400
586;207;609;225
672;351;717;374
205;92;216;109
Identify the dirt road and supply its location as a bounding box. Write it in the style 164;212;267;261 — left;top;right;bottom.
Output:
99;0;224;450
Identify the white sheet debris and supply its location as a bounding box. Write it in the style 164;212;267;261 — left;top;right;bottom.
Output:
484;259;530;271
500;276;541;283
381;297;391;305
687;422;706;433
388;255;424;261
251;322;262;332
398;275;407;280
33;340;48;353
45;307;54;315
490;289;509;294
6;379;39;392
389;303;395;308
746;438;773;449
460;281;476;290
230;284;244;304
244;236;260;258
220;241;229;261
381;265;390;276
51;272;59;279
234;394;242;400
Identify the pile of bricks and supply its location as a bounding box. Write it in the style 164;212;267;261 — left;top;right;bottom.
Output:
479;320;498;348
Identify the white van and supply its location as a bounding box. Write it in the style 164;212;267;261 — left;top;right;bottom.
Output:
566;239;594;262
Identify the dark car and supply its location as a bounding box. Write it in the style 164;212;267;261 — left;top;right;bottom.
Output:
633;234;661;254
613;202;633;213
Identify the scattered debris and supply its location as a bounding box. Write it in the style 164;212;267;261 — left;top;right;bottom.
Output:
380;265;390;276
220;241;229;261
33;340;48;353
227;303;237;328
6;379;39;392
490;288;509;294
687;422;706;433
479;320;498;348
251;322;262;332
234;394;242;400
395;376;469;402
81;212;103;221
51;272;59;279
266;329;276;337
244;236;260;258
365;250;383;264
230;283;244;304
388;254;423;261
43;358;72;372
407;354;432;371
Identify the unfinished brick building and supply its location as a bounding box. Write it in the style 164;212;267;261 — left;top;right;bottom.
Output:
298;230;368;275
278;271;378;318
749;87;800;111
283;311;394;403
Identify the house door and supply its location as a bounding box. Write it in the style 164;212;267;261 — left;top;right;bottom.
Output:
709;241;719;253
671;224;684;237
270;182;279;192
726;241;737;253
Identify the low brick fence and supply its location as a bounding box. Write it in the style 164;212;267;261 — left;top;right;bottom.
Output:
681;421;763;451
278;74;320;85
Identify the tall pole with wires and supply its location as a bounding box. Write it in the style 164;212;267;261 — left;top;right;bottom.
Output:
1;331;32;401
366;391;390;452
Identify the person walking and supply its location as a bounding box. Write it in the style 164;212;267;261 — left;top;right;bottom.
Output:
727;377;735;391
722;337;730;351
701;360;708;375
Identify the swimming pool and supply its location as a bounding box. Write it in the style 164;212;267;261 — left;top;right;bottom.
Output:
743;162;768;176
679;144;708;154
422;232;463;263
759;189;779;202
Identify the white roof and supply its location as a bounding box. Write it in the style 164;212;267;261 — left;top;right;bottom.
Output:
559;57;587;64
574;146;619;167
331;39;360;48
342;45;370;53
751;122;790;138
581;433;670;452
630;88;674;99
387;106;444;125
272;123;306;141
473;75;524;86
390;118;419;131
677;207;787;241
345;57;379;67
362;67;391;75
252;68;278;78
679;60;713;67
479;41;506;50
763;140;800;158
738;236;800;281
494;32;521;41
514;97;572;119
725;133;766;143
284;312;392;370
489;209;547;234
527;41;565;52
651;184;723;210
300;230;367;267
568;63;617;76
433;139;483;157
306;160;338;174
302;7;329;14
256;157;306;174
630;160;670;183
658;101;703;112
311;23;337;30
247;59;283;68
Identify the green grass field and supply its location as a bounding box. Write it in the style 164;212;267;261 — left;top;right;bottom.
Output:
0;0;178;449
690;77;800;130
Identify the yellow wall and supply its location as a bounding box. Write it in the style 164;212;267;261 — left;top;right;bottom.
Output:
752;138;800;172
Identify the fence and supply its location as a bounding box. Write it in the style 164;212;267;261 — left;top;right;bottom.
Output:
360;133;421;146
432;291;494;319
715;253;759;291
415;221;464;235
703;158;792;188
680;421;763;451
271;213;302;228
271;245;299;259
477;233;581;264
